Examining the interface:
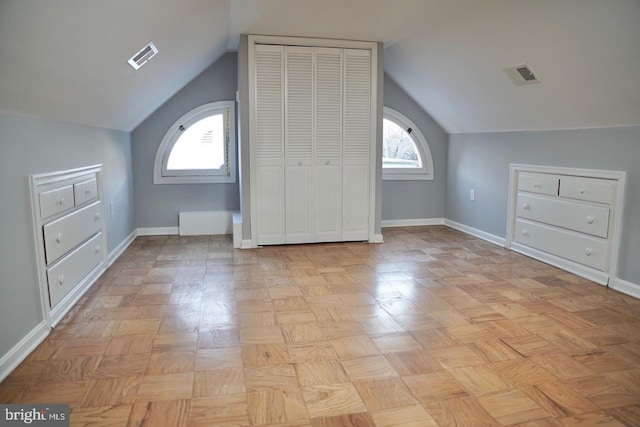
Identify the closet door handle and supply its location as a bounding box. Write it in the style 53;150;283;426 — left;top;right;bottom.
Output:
325;160;330;165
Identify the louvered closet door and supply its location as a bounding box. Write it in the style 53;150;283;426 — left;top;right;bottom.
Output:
342;49;371;241
313;47;343;242
255;44;285;245
285;46;314;243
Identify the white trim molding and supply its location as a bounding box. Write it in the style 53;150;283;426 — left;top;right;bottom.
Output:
381;218;444;228
445;219;507;247
108;230;137;266
136;227;180;236
0;321;49;383
611;278;640;300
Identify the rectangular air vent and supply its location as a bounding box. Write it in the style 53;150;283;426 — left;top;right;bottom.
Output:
504;64;541;86
128;42;158;70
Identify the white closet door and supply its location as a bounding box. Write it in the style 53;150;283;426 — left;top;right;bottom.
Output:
255;44;285;245
342;49;371;241
314;47;343;242
285;46;314;243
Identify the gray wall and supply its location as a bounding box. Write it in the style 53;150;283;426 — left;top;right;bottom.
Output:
0;112;134;360
447;126;640;284
131;53;240;228
382;76;448;221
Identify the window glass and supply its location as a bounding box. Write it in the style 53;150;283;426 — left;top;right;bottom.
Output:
382;107;433;180
153;101;236;184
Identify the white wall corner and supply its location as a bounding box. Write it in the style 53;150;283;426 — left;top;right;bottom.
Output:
0;321;50;383
444;219;507;247
610;277;640;300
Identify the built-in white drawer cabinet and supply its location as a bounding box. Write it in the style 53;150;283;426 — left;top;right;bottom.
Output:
516;193;610;238
39;185;74;219
47;233;103;307
508;165;625;286
74;177;98;206
514;219;607;271
43;201;102;265
518;172;559;196
559;176;614;205
30;165;107;326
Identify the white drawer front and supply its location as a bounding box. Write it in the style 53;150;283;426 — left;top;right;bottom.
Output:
514;219;607;270
74;178;98;206
47;233;103;308
518;173;559;196
559;176;614;204
43;201;102;265
39;185;74;220
516;193;610;238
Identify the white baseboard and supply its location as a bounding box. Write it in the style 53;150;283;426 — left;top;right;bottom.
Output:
611;278;640;299
371;233;384;243
137;227;179;236
0;320;49;383
444;219;506;247
240;239;255;249
108;229;137;266
381;218;445;228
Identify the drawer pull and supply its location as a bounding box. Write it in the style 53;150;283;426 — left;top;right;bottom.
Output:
521;229;529;237
585;248;592;256
94;213;100;221
58;275;64;285
58;197;65;206
580;189;586;194
522;203;530;210
586;216;594;224
85;189;92;194
56;233;62;244
95;245;101;254
533;183;541;188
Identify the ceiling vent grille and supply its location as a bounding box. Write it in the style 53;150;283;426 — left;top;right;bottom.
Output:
504;64;541;86
128;42;158;70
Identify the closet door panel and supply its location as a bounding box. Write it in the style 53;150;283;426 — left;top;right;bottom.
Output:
285;46;314;243
342;165;369;240
314;47;343;241
342;49;371;240
255;44;285;244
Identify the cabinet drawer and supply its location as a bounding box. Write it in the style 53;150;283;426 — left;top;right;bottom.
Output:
47;233;103;308
514;219;607;270
39;185;74;220
518;173;559;196
43;201;102;265
74;178;98;206
516;193;610;238
559;176;614;204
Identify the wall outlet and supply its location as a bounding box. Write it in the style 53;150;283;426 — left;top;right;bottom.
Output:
470;189;475;201
110;201;114;217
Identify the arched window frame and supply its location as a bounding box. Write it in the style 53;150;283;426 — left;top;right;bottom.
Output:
153;100;236;184
383;106;434;181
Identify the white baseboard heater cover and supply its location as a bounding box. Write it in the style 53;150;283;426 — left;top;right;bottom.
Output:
179;211;232;236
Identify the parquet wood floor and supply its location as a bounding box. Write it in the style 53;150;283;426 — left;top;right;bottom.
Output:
2;226;640;426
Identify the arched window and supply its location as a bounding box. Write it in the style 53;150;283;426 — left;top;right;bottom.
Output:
154;101;236;184
382;106;433;180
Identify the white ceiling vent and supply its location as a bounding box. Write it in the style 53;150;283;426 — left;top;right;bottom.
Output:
128;42;158;70
504;64;541;86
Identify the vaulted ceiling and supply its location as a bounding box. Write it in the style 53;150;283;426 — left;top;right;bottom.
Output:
1;0;638;133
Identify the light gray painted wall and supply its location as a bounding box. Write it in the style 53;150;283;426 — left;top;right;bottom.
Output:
382;76;448;221
131;53;240;228
0;112;133;360
447;126;640;284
